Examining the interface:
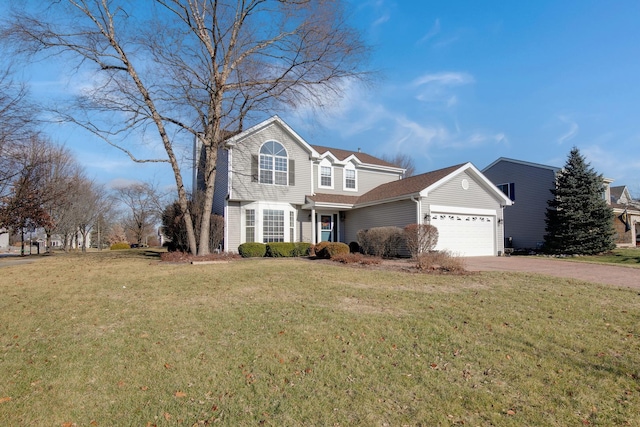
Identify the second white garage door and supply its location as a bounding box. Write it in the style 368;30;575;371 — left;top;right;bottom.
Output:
430;212;495;256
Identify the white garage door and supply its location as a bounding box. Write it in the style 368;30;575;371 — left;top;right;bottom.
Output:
430;212;495;256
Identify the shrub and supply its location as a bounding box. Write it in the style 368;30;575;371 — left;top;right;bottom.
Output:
404;224;439;258
161;193;225;253
238;242;267;258
110;242;130;250
293;242;312;257
266;242;295;257
416;250;466;272
315;242;350;259
264;242;312;257
357;226;405;257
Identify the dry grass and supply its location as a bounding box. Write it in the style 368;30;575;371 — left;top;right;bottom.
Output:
0;250;639;426
416;250;467;272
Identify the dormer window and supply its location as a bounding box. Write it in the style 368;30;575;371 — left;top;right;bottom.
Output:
259;141;288;185
344;163;357;191
319;158;333;188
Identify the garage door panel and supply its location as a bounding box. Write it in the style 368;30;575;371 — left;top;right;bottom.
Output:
430;213;495;256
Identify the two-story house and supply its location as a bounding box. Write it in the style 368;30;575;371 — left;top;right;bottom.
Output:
212;116;512;256
483;157;638;250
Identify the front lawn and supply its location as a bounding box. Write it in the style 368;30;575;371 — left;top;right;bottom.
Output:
568;248;640;267
1;251;638;425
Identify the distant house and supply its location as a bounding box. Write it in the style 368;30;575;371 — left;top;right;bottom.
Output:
483;157;638;250
211;116;512;256
607;185;640;247
0;228;9;250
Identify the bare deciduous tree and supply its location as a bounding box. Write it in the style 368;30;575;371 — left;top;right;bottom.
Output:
0;66;34;200
113;182;162;247
3;0;370;255
382;153;416;177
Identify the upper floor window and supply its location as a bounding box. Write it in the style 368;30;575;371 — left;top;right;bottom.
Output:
259;141;288;185
344;163;357;191
319;158;333;188
497;183;515;201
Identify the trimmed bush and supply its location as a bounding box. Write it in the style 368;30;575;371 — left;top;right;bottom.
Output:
264;242;312;257
356;226;405;257
293;242;312;257
266;242;296;257
315;242;350;259
110;242;130;250
238;242;267;258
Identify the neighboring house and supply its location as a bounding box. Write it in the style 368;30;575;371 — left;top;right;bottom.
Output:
607;185;640;247
482;158;559;250
0;228;9;250
483;157;637;250
212;116;512;256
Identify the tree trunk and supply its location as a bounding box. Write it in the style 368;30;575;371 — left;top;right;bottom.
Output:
197;146;218;256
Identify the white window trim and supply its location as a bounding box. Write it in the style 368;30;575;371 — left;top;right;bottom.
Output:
259;140;289;186
343;163;358;192
318;158;334;189
242;202;297;244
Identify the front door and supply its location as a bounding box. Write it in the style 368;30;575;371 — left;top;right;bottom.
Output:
320;215;333;242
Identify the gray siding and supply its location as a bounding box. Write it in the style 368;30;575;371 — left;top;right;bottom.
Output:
427;171;502;210
345;199;417;244
313;164;402;195
483;161;556;249
230;122;312;204
212;147;229;216
226;201;242;252
300;212;312;243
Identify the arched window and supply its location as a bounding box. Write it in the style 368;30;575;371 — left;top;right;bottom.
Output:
259;141;288;185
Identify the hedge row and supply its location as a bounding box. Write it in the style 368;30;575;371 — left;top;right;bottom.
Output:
238;242;312;258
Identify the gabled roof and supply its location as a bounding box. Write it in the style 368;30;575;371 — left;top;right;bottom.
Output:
224;115;404;172
305;162;513;209
610;185;628;203
356;164;464;205
310;144;398;169
483;157;560;173
224;115;318;156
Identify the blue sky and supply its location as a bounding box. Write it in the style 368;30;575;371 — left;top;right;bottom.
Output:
7;1;640;194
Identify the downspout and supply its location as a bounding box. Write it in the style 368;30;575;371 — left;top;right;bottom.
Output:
411;195;422;224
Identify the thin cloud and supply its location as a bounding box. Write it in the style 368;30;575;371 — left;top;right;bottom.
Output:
372;12;390;27
418;19;441;44
412;72;474;105
413;72;475;87
557;116;579;144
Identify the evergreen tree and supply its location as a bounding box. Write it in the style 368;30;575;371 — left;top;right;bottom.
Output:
544;147;615;254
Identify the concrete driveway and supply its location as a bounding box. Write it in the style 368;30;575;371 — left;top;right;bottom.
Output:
464;256;640;289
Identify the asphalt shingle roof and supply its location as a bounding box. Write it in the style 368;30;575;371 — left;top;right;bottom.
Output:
307;163;467;207
310;144;398;168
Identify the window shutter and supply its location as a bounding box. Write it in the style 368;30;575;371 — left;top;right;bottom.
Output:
252;155;258;182
289;159;295;186
509;183;515;201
